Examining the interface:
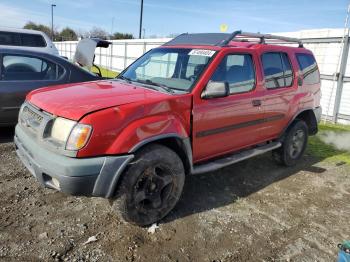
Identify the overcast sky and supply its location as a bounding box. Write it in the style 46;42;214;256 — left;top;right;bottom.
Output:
0;0;349;37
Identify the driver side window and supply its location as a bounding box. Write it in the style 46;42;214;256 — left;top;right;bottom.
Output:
1;54;64;81
210;54;255;95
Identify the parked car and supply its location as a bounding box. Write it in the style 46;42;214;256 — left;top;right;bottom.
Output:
0;38;112;125
0;48;100;125
15;31;322;226
0;27;59;56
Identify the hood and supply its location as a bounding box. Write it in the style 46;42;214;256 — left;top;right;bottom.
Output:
27;80;170;120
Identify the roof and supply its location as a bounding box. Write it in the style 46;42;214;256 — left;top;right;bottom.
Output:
163;33;232;46
163;31;303;48
0;27;50;37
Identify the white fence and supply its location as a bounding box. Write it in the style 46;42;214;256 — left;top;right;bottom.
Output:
55;38;171;73
54;29;350;124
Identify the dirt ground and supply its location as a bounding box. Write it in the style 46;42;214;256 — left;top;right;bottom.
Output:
1;126;350;262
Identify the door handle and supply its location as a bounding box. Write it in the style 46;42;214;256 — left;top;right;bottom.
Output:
252;100;262;107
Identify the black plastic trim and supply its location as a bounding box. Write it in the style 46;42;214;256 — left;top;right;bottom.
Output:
196;114;285;138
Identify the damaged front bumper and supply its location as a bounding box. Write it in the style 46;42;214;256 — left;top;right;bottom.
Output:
14;124;133;198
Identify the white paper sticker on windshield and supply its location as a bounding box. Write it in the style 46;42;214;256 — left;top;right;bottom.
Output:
189;49;215;57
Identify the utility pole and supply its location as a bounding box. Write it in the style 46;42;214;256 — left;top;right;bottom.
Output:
51;4;56;40
111;17;115;38
139;0;144;39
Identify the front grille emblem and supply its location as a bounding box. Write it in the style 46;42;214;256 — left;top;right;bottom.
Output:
22;106;43;123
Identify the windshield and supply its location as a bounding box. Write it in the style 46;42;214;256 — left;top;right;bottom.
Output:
118;48;216;92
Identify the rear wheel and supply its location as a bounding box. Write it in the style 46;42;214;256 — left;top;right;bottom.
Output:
111;144;185;226
273;120;308;166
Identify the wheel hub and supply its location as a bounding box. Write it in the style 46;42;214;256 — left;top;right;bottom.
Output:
133;166;174;211
289;129;305;158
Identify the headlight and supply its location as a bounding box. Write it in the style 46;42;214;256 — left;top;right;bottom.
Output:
50;117;92;151
51;117;76;142
66;123;92;151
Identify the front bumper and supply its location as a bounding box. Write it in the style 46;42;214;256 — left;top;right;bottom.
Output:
14;125;133;198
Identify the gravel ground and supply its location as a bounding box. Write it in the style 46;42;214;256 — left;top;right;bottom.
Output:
1;126;350;261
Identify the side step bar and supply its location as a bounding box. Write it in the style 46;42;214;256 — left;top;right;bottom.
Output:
192;142;281;175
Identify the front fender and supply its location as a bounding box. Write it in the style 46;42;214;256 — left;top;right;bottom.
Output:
78;95;192;157
107;114;189;154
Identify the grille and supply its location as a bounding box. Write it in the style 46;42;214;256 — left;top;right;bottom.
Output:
20;105;45;133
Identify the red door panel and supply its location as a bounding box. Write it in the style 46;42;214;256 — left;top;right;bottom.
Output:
191;50;270;163
192;90;266;162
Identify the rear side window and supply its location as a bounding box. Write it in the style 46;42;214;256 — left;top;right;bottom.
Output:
1;55;64;81
0;32;46;47
296;53;320;85
262;52;294;89
21;33;46;47
210;54;255;94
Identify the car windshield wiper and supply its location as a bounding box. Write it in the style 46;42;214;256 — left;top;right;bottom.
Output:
118;75;133;82
118;76;174;94
136;79;174;94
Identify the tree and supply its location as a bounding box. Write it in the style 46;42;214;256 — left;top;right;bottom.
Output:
59;27;78;41
88;27;108;40
23;21;54;38
111;32;134;40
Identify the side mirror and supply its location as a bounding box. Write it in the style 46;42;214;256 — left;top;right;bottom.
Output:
201;81;230;99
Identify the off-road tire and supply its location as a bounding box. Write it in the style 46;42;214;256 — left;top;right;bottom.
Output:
111;144;185;226
273;120;308;167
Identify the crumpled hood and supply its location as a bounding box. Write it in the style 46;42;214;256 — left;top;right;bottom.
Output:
27;80;170;120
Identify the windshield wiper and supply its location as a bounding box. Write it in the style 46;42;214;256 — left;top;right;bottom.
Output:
118;75;133;83
118;76;174;94
136;79;174;94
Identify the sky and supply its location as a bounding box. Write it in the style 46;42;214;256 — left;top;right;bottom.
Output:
0;0;349;37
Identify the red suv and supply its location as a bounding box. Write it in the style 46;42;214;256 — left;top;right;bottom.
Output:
15;31;321;226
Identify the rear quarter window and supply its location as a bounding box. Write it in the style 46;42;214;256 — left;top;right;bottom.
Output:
296;53;320;85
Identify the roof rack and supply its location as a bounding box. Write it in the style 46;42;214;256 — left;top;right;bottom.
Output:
163;30;303;48
221;30;303;47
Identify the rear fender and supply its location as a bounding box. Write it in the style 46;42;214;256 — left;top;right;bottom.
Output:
279;108;319;140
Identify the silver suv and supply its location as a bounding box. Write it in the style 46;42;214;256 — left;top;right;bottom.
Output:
0;27;59;56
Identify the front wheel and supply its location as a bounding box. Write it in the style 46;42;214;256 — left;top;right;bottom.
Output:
273;120;308;166
111;144;185;226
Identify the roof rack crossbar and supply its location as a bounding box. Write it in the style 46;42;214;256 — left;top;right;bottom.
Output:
219;30;303;47
218;30;242;46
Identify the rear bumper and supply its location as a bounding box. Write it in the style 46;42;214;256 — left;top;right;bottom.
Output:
14;125;133;198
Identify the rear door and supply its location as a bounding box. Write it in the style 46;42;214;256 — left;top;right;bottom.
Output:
192;51;267;162
259;51;297;139
0;53;68;125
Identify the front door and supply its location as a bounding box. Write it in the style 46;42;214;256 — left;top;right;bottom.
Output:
192;52;267;163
